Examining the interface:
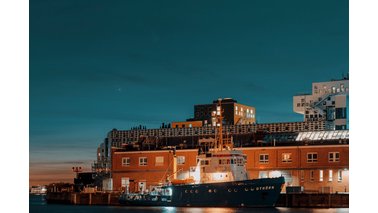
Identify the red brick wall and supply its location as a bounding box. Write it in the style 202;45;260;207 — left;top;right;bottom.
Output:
111;145;349;193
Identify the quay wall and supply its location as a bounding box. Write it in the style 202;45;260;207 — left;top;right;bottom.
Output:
276;193;349;208
46;192;348;207
46;192;121;205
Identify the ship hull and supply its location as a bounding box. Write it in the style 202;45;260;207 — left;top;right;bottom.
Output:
119;177;285;207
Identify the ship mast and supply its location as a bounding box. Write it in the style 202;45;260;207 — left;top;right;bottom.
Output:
215;98;224;152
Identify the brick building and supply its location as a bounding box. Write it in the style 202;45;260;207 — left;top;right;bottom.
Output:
111;130;349;194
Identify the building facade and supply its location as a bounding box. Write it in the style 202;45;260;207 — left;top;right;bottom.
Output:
293;78;349;130
111;132;349;194
193;98;256;126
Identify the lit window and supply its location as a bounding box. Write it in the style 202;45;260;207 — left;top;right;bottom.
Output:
307;153;318;163
189;124;192;128
241;108;243;112
155;156;164;166
139;157;147;166
329;170;333;181
282;153;292;163
319;170;323;182
329;152;340;162
122;157;130;166
259;154;269;164
177;156;185;165
338;170;343;182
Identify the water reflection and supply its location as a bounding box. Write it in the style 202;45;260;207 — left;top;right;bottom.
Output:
159;207;348;213
161;207;278;213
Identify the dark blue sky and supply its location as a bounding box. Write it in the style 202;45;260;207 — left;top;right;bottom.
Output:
30;0;348;184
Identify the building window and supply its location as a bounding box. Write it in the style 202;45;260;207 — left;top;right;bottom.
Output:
329;152;340;162
121;177;129;188
259;154;269;164
319;170;323;182
177;156;185;165
310;170;314;181
155;156;164;166
122;157;130;166
329;170;333;181
139;157;147;166
335;108;347;119
338;170;343;182
282;153;292;163
307;153;318;163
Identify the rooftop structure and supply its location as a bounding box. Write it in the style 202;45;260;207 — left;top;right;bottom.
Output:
293;78;349;130
191;98;256;126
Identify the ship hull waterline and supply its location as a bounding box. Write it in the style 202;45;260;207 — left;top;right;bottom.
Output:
119;177;285;207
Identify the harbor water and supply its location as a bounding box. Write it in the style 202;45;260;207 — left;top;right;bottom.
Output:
30;195;348;213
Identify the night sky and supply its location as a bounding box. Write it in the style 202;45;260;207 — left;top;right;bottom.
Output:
30;0;348;185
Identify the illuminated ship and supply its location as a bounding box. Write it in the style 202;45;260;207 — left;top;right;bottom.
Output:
119;99;285;207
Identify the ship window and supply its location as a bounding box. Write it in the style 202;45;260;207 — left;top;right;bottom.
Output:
213;189;217;193
208;189;212;193
122;157;130;166
139;157;147;166
328;152;340;162
201;160;209;166
307;153;318;163
259;154;269;164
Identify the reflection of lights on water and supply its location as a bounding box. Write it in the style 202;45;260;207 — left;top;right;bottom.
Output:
163;206;175;212
174;207;236;213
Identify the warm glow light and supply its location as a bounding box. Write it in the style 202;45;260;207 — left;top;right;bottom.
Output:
270;170;281;178
212;172;226;181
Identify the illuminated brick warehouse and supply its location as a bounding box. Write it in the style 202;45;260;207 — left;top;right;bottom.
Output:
93;78;349;194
